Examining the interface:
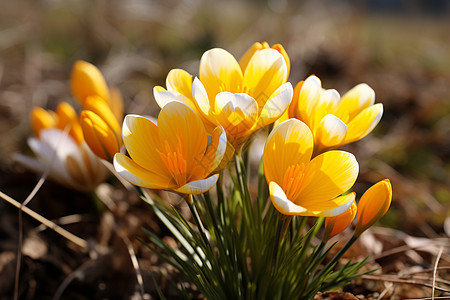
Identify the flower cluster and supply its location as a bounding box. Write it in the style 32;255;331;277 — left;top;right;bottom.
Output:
15;42;393;298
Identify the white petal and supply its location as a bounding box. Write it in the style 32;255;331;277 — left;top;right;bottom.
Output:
175;174;219;194
319;194;355;217
153;88;192;109
210;126;227;171
13;153;46;174
192;77;211;115
215;92;258;116
258;82;293;124
317;114;347;147
320;89;340;110
269;181;308;215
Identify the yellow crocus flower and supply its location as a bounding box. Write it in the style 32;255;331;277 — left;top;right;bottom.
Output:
15;102;109;191
263;119;359;216
279;75;383;154
70;60;124;160
113;102;227;194
354;179;392;236
324;200;357;241
154;45;292;152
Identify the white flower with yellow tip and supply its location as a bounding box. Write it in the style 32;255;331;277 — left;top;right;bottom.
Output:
15;103;109;191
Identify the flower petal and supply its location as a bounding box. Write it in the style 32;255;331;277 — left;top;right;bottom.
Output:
174;174;219;194
263;119;313;185
154;86;199;112
269;181;308;215
316;193;355;217
114;153;175;189
257;82;293;128
157;101;208;173
295;75;322;124
30;107;57;137
166;68;193;99
297;150;358;206
242;48;287;107
336;83;375;120
239;42;265;73
122;114;170;177
80;110;120;161
191;126;227;178
344;103;383;144
192;77;212;116
315;114;347;148
199;48;243;100
355;179;392;235
70;60;110;105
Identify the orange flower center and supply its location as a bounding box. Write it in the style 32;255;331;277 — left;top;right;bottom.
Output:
282;163;306;204
157;135;188;187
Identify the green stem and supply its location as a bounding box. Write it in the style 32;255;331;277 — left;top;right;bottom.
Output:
187;195;210;250
297;217;325;266
322;235;358;273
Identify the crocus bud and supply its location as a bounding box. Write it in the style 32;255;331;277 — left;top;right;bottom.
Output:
80;110;120;161
83;95;122;139
70;60;110;106
354;179;392;236
324;198;357;241
30;107;57;137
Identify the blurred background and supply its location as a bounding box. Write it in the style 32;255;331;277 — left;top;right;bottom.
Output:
0;0;449;299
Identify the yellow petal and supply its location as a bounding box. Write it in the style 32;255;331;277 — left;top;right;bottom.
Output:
157;101;208;174
310;89;340;128
297;150;358;206
287;80;304;118
199;48;243;101
239;42;264;73
56;102;84;144
174;174;219;194
109;86;124;122
335;83;375;120
191;126;227;179
295;75;322;124
271;44;290;79
166;68;193;99
70;60;110;105
242;48;287;108
344;103;383;144
315;114;347;149
122;114;170;177
263;119;313;186
114;153;176;189
80;110;120;161
355;179;392;236
30;107;57;137
257;82;293;128
83;95;121;139
324;199;357;239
